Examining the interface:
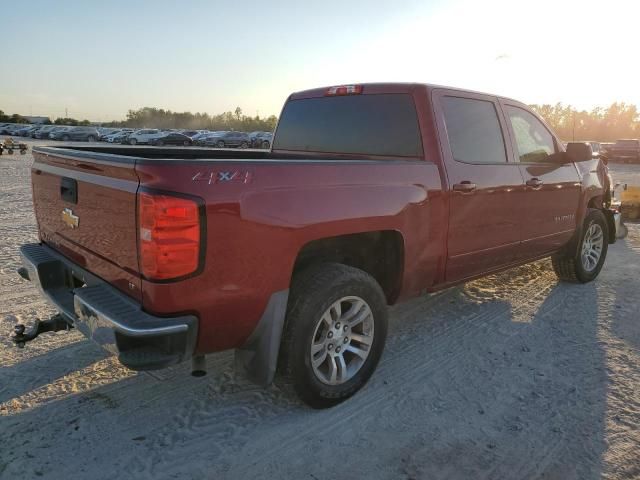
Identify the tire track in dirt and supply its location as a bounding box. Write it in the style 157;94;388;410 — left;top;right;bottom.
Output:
117;263;559;479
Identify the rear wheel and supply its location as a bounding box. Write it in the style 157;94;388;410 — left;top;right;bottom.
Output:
279;263;388;408
183;140;191;146
216;140;225;148
87;135;96;142
552;209;609;283
261;140;270;149
155;140;163;146
129;138;137;145
62;135;70;141
240;141;249;149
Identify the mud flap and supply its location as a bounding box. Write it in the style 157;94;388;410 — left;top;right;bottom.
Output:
234;289;289;386
602;209;618;244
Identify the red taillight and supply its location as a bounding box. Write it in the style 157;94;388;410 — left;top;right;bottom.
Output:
325;85;363;96
138;191;202;280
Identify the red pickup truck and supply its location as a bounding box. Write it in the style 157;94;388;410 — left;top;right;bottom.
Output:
15;83;619;408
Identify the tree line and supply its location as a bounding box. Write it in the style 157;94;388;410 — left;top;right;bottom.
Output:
104;107;278;132
0;106;278;132
3;102;640;140
529;102;639;142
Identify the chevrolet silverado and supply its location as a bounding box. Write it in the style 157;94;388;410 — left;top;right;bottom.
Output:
14;83;619;408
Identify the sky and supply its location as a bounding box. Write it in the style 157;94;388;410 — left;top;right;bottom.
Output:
2;0;639;122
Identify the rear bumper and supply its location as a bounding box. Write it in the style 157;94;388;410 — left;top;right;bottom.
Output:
19;243;198;370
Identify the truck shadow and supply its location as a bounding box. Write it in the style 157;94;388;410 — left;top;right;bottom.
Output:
0;262;610;480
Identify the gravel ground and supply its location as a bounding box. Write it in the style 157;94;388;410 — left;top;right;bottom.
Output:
1;139;639;480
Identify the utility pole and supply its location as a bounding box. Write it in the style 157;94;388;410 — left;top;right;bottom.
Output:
65;107;68;118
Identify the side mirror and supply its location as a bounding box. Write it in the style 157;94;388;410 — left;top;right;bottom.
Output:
566;142;593;162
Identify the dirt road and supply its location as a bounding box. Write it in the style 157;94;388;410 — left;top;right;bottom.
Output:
1;140;639;479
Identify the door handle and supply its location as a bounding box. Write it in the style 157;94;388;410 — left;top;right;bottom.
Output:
453;181;477;193
526;178;543;188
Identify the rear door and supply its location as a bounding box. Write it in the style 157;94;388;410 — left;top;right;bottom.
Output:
433;89;525;282
500;101;581;258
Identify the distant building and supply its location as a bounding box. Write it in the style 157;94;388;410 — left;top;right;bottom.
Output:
23;116;50;124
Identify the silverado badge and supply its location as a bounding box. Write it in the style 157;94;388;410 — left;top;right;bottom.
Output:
62;208;79;229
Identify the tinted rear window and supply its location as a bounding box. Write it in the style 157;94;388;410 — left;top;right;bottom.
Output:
273;94;423;157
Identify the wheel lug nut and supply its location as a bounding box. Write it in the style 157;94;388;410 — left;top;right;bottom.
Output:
328;332;333;338
343;337;348;343
335;322;341;329
343;326;348;332
328;344;334;350
336;346;341;353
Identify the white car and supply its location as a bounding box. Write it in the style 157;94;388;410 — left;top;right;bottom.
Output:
127;129;163;145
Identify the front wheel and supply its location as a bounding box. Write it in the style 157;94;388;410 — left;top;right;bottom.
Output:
62;135;70;141
87;135;96;142
552;209;609;283
216;140;225;148
279;263;388;408
129;138;137;145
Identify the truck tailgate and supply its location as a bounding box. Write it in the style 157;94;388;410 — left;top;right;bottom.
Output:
31;149;141;300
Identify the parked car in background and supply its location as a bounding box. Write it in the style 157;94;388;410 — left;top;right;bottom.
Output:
32;125;56;138
45;126;73;139
150;132;193;146
179;130;201;138
202;131;250;148
99;129;121;141
1;124;30;135
108;130;133;143
49;126;100;142
249;131;273;149
191;131;214;142
14;125;38;137
127;129;161;145
607;139;640;163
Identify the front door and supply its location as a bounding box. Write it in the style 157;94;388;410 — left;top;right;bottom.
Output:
501;102;582;258
433;90;526;282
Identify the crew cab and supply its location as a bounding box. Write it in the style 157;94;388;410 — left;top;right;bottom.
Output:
15;83;618;408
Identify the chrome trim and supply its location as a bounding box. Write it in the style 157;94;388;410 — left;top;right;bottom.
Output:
74;295;188;337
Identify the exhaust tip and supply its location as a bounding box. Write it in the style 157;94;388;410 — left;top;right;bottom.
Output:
191;355;206;377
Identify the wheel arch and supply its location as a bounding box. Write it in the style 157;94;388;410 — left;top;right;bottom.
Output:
291;230;405;305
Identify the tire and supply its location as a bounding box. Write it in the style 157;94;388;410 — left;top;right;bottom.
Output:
62;135;70;141
240;141;249;149
183;140;191;146
261;140;270;149
129;138;137;145
552;209;609;283
216;140;225;148
155;140;163;146
279;263;388;408
87;135;96;142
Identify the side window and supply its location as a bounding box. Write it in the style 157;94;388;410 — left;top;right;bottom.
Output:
442;96;508;164
505;106;556;163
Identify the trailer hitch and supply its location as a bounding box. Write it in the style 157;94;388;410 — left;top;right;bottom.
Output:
12;314;73;348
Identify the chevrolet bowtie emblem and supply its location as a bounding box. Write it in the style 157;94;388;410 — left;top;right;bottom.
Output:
62;208;79;229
